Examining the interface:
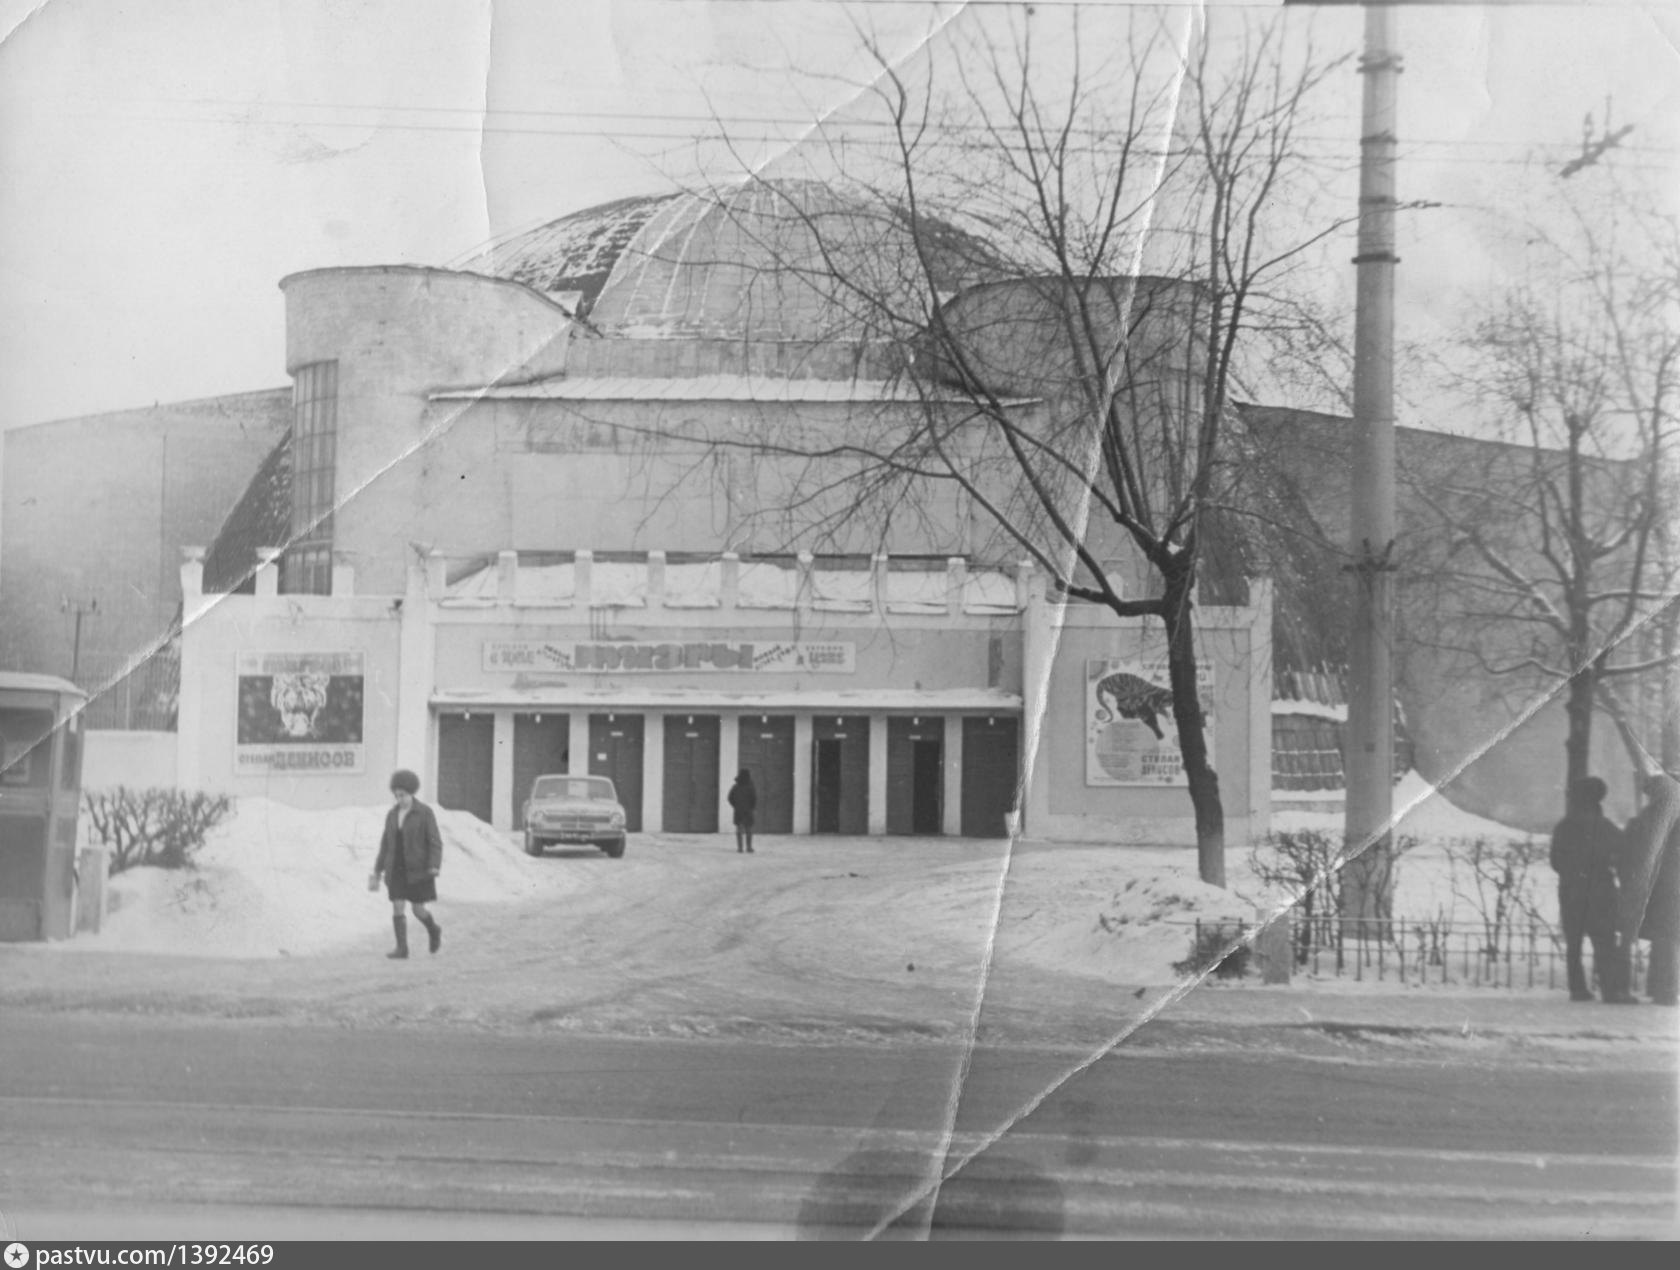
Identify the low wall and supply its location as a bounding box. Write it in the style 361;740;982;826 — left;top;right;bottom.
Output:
83;730;178;790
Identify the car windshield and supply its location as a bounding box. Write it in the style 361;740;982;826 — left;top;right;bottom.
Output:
531;776;615;802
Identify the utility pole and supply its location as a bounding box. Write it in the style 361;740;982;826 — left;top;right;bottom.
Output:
61;596;98;684
1343;5;1401;925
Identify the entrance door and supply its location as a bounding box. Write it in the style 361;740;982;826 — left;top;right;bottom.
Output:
588;714;644;831
887;716;944;836
436;712;494;823
662;714;720;833
961;715;1020;838
737;715;794;834
811;715;868;834
513;712;569;829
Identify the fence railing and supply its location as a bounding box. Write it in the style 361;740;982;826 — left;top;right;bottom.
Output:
1190;915;1650;993
73;647;179;732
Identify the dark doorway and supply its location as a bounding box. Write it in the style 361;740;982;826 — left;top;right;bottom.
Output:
887;716;944;836
512;712;568;830
737;715;794;834
662;714;720;833
812;715;868;834
436;712;494;823
961;715;1020;838
588;714;644;831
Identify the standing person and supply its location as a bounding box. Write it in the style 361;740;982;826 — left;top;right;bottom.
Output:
727;769;757;854
1625;773;1680;1006
1549;775;1626;1002
369;769;444;959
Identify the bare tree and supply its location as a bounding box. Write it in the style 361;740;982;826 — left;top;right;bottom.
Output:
607;9;1356;886
1407;179;1680;800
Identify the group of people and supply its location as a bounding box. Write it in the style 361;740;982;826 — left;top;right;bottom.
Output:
1550;772;1680;1006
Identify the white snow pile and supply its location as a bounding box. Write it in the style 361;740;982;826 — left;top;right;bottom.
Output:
1272;771;1532;846
1252;771;1551;925
1004;870;1253;985
75;798;565;959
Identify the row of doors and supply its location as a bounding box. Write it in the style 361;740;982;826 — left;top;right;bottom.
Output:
435;712;1019;837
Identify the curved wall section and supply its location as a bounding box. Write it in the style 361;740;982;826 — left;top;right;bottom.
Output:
278;267;575;594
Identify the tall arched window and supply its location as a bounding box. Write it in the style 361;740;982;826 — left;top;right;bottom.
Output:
284;360;337;594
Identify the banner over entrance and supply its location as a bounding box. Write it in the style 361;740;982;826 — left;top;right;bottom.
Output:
483;640;856;674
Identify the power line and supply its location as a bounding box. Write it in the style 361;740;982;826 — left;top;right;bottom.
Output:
42;96;1680;156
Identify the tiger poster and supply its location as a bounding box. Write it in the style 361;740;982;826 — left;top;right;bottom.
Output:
1085;656;1214;787
235;651;365;774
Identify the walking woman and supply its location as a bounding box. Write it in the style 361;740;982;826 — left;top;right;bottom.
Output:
369;768;444;958
727;769;757;854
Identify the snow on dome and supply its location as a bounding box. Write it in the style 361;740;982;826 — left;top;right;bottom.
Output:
462;180;1015;343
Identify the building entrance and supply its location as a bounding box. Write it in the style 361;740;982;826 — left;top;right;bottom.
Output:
737;715;794;834
811;715;868;834
960;715;1020;838
512;712;569;829
887;716;944;836
588;714;644;831
663;714;720;833
436;712;494;823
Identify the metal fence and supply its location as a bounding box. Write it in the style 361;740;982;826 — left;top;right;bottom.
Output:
1190;915;1651;994
73;647;179;732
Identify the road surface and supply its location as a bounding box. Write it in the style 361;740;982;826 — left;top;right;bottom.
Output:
1;1013;1673;1239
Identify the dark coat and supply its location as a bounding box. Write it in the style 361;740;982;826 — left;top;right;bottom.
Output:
1639;822;1680;942
1550;807;1622;932
1622;778;1680;942
727;779;757;827
376;799;444;880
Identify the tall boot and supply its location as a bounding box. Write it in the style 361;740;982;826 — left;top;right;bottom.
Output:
388;915;409;959
418;912;442;954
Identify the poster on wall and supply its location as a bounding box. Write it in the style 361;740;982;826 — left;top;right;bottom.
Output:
1085;655;1214;787
235;651;365;774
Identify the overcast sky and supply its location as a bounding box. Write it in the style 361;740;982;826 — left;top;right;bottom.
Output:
0;0;1675;431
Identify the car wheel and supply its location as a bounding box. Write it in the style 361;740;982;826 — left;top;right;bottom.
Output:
603;838;626;859
525;831;542;857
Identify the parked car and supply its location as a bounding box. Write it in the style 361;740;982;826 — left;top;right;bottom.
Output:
522;774;628;858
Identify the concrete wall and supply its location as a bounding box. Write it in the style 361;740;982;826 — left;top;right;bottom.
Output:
82;730;177;790
1021;577;1272;847
400;394;1008;563
280;266;575;595
176;555;405;805
0;390;289;681
1242;405;1648;830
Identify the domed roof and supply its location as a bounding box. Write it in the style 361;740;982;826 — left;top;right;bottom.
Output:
464;180;1014;342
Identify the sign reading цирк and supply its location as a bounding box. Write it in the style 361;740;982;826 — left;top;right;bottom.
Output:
483;640;856;674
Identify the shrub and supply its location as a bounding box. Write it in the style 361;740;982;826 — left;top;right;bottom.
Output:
1442;835;1546;960
82;787;235;874
1174;920;1250;979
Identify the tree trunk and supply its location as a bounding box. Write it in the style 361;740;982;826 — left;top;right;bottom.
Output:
1563;658;1597;799
1161;571;1225;887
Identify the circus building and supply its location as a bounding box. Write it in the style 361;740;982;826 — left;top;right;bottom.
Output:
168;181;1274;843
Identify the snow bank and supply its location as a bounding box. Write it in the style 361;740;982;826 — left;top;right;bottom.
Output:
78;798;565;959
1004;869;1254;985
1251;772;1551;926
1272;771;1531;846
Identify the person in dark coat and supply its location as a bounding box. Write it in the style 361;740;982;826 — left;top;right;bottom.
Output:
369;769;444;959
1626;774;1680;1006
727;769;757;854
1549;775;1627;1002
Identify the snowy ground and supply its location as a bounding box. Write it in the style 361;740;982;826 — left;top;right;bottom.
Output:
81;798;576;959
0;770;1601;1041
